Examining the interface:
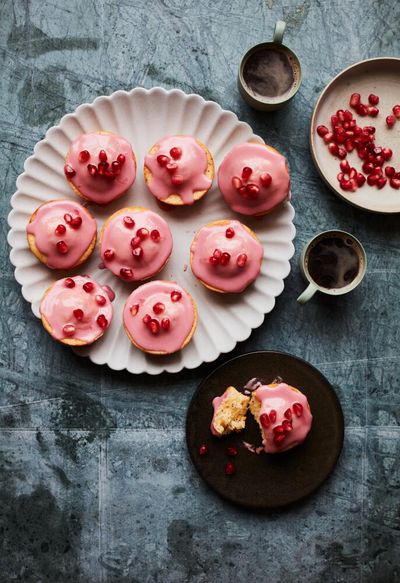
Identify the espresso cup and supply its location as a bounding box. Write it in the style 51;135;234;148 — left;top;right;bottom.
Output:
297;230;367;304
238;21;302;111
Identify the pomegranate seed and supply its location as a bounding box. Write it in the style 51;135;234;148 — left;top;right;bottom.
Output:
220;252;231;266
171;174;184;186
356;104;368;117
64;164;76;178
70;216;82;229
137;228;149;239
374;166;383;177
340;179;352;191
385;166;395;178
161;318;170;331
132;246;143;259
97;162;107;177
64;213;72;224
340;160;350;173
345;139;355;152
213;249;222;259
130;304;139;317
343;110;353;121
368;94;379;105
374;147;382;155
395;173;400;180
73;308;84;321
260;413;270;428
123;216;135;229
237;253;247;268
331;115;339;126
377;177;387;189
142;314;151;325
157;154;169;167
232;176;242;189
260;172;272;187
375;155;384;167
273;425;285;434
98;150;107;162
356;173;366;187
392;105;400;118
104;248;114;261
349;168;357;179
367;174;380;186
55;224;66;236
367;106;379;117
323;132;334;144
273;433;286;447
284;408;292;420
225;227;235;238
64;278;75;288
357;147;367;159
117;153;126;165
111;161;121;174
150;229;160;242
225;462;236;476
226;446;238;457
343;122;350;130
336;109;345;121
316;125;329;137
83;281;94;293
293;402;303;417
170;147;182;160
131;236;141;248
337;172;344;182
337;147;347;159
269;410;277;423
120;268;134;279
104;169;115;180
382;148;392;161
149;319;160;335
63;324;75;337
390;178;400;189
79;150;90;162
166;162;178;174
87;164;98;176
171;290;182;302
344;130;354;138
362;162;375;174
56;240;68;254
386;115;396;127
282;420;293;432
209;255;219;265
241;166;252;180
96;295;106;306
238;185;248;197
97;314;108;329
246;184;260;197
198;444;208;456
153;302;165;315
328;143;339;156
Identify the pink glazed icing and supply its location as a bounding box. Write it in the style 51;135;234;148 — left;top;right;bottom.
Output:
218;142;290;215
255;383;313;454
144;135;212;205
100;208;173;281
26;200;97;269
40;275;114;343
65;132;136;205
190;220;263;293
123;281;196;354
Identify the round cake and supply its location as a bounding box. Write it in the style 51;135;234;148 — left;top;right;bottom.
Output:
26;200;97;269
218;142;290;216
144;135;214;205
64;131;136;205
190;219;264;293
123;280;197;354
40;275;114;346
99;207;173;282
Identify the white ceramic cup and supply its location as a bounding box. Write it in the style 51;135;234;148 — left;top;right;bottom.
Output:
297;230;367;304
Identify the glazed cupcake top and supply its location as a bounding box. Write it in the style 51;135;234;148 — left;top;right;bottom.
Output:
218;142;290;215
40;275;113;344
190;220;264;293
100;207;173;281
144;135;212;204
65;132;136;205
26;200;96;269
123;281;196;353
255;383;312;453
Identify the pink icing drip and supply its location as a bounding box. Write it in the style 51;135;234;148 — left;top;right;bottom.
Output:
40;276;114;343
255;383;313;454
123;281;195;354
144;135;212;205
66;133;136;205
191;220;263;292
218;142;290;215
100;209;173;281
210;388;231;436
26;200;96;269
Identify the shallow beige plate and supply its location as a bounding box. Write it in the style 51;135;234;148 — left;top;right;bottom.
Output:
310;57;400;214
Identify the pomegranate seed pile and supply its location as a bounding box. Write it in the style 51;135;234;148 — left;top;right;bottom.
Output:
54;212;83;255
231;166;272;199
207;227;248;268
64;150;126;181
157;147;184;186
260;401;303;448
61;278;109;337
129;290;182;336
316;93;400;193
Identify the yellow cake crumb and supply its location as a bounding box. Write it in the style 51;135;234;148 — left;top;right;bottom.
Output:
212;386;250;436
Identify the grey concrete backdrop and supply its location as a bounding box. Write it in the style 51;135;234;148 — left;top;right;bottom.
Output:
0;0;399;581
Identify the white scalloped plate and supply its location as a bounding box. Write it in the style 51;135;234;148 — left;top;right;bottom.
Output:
7;87;295;375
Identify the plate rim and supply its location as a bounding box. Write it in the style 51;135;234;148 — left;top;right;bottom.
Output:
309;56;400;215
7;86;296;375
185;349;345;509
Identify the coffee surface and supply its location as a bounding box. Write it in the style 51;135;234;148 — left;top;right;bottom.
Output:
243;48;295;99
307;236;360;289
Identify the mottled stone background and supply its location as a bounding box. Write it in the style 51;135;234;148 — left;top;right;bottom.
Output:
1;0;399;581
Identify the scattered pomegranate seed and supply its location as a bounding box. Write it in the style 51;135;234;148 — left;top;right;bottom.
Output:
356;173;366;187
246;184;260;197
64;278;75;288
149;319;160;334
392;105;400;119
79;150;90;162
132;246;143;259
390;178;400;189
137;227;149;239
343;110;353;121
269;410;277;423
117;153;126;165
241;166;252;180
340;160;350;173
323;132;334;144
225;462;236;476
171;174;184;186
87;164;98;176
225;227;235;238
96;295;106;306
368;94;379;105
120;268;134;279
153;302;165;315
63;324;76;337
198;444;208;456
166;162;178;174
171;290;182;302
328;143;339;156
56;241;68;254
260;172;272;187
237;253;247;268
362;162;375;174
382;148;393;161
111;161;121;174
337;172;344;182
64;164;76;178
367;174;380;186
157;155;170;167
64;213;72;223
98;150;107;162
226;446;238;457
130;304;139;317
316;125;329;137
97;314;108;329
337;147;347;159
385;166;395;178
150;229;160;242
161;317;170;331
73;308;84;321
170;147;182;159
104;249;114;261
273;433;286;447
377;177;387;189
123;216;135;229
232;176;242;189
293;403;303;417
282;420;293;432
83;282;94;293
142;314;151;325
386;115;396;127
70;216;82;229
130;236;141;248
213;249;222;259
284;408;292;420
260;413;270;428
209;255;219;265
356;104;368;117
367;106;379;117
238;185;247;196
55;224;66;236
220;252;231;266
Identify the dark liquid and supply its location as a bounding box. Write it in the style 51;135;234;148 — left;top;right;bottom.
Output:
243;48;296;99
307;236;360;289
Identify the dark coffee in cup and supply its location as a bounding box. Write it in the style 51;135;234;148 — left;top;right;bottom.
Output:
306;235;362;290
243;48;300;101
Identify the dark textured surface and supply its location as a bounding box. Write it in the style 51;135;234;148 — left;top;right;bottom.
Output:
0;0;399;581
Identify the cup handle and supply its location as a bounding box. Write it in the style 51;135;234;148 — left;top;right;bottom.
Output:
273;20;286;44
297;283;317;304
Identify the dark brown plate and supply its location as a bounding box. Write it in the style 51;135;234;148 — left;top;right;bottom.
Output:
186;351;344;509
